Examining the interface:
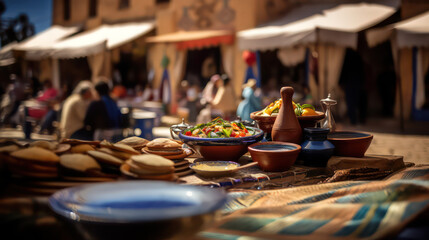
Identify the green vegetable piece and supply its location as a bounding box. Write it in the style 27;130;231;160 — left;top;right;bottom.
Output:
222;128;232;138
294;108;301;116
301;104;315;110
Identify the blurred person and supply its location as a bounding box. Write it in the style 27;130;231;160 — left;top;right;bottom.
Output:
84;81;123;141
0;74;27;126
200;74;220;106
237;79;262;121
59;81;94;139
36;79;58;102
37;79;61;134
186;81;200;124
112;84;127;99
210;74;237;120
197;74;221;123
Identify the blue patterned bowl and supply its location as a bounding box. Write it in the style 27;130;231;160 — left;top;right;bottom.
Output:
179;127;264;161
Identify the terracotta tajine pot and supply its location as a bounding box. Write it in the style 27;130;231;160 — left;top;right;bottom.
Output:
271;87;302;144
248;142;301;172
327;131;373;158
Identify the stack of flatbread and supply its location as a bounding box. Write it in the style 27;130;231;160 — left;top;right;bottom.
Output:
142;138;193;176
8;147;60;178
120;154;177;181
88;140;140;174
117;136;149;151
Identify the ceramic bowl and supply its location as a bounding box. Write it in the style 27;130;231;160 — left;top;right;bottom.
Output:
250;111;325;134
49;181;227;240
248;142;301;172
179;127;264;161
327;131;373;157
190;161;240;177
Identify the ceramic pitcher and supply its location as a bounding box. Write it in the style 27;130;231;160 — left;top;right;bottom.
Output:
271;87;302;144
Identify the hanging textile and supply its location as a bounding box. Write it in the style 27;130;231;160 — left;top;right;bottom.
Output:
416;48;429;109
277;47;306;67
221;44;234;79
159;69;171;104
87;52;105;83
159;54;171;104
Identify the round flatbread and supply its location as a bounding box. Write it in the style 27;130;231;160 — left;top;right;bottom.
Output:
61;139;100;146
130;154;174;172
6;156;58;173
11;147;60;165
142;147;184;156
97;148;131;160
60;154;101;172
120;163;176;181
117;137;149;150
70;144;95;153
146;138;182;150
30;141;58;150
110;143;140;155
88;150;124;166
125;160;174;175
0;145;19;153
161;148;194;160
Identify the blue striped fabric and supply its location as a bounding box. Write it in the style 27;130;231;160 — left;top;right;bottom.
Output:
198;166;429;240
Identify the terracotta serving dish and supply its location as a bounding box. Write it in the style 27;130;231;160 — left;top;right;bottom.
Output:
327;131;373;157
250;111;325;134
179;127;264;161
248;142;301;172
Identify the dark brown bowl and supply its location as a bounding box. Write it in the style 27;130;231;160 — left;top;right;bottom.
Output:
250;111;325;134
327;131;373;158
248;142;301;172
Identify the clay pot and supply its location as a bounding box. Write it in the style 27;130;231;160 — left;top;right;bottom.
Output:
248;142;301;172
327;131;373;157
271;87;302;144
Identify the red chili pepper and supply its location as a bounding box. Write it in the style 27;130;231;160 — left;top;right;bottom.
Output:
185;131;192;136
230;131;236;137
244;128;248;133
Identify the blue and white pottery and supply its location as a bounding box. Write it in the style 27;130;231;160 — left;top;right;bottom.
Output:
300;128;335;167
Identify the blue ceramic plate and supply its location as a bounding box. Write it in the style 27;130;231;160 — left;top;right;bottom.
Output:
251;144;297;151
179;127;264;146
49;181;227;223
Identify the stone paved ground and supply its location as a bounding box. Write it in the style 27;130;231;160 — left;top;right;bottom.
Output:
366;133;429;165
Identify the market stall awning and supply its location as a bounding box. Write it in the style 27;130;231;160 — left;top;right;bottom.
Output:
50;21;155;58
146;30;234;50
14;25;80;60
367;10;429;48
238;0;399;50
0;42;18;65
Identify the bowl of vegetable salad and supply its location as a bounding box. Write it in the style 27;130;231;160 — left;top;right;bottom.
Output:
179;117;264;161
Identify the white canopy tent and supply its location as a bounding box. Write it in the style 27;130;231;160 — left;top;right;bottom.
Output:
14;25;80;60
237;0;399;100
238;1;398;51
50;21;154;83
367;11;429;48
367;11;429;122
50;21;154;59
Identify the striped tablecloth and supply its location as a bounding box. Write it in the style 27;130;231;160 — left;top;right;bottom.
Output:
197;165;429;240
